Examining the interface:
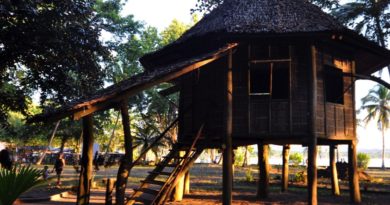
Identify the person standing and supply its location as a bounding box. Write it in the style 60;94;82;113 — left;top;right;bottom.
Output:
53;153;65;186
0;149;13;170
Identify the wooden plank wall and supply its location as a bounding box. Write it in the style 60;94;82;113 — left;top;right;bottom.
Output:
316;48;354;140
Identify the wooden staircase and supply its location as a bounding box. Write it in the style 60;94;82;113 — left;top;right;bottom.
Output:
126;126;204;205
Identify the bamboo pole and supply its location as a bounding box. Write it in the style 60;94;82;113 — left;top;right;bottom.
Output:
223;49;233;205
282;144;290;192
77;115;94;205
257;143;269;199
330;145;340;196
116;100;133;205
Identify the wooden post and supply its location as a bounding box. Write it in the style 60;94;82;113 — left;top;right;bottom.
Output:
116;100;133;205
282;144;290;192
257;143;269;199
173;174;185;201
330;145;340;196
307;45;318;205
348;141;361;203
105;178;115;205
184;171;190;194
173;151;186;201
223;49;233;205
77;115;94;205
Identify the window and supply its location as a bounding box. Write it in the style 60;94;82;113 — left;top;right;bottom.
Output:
249;62;289;99
249;45;290;99
324;66;344;104
250;63;270;94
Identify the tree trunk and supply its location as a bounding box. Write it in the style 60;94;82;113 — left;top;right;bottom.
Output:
76;115;94;205
36;121;60;165
382;128;385;169
116;101;133;205
242;146;248;167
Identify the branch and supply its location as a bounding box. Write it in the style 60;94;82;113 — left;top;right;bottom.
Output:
342;73;390;89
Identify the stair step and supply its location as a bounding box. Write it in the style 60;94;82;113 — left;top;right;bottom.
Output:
141;179;165;186
166;163;179;167
149;171;172;176
135;196;153;204
135;188;159;196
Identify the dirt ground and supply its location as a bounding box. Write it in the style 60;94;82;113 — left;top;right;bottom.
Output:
20;164;390;204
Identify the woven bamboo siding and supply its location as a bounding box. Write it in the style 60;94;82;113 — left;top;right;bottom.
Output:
178;56;227;142
291;45;310;135
232;46;249;137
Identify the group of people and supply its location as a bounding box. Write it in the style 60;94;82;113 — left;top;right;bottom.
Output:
0;148;65;187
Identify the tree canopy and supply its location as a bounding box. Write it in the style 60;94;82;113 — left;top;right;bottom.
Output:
0;0;111;127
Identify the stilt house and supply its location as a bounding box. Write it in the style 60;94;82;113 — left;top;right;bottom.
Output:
31;0;390;205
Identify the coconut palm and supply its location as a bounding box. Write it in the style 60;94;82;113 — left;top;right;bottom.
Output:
360;85;390;169
0;166;43;205
333;0;390;75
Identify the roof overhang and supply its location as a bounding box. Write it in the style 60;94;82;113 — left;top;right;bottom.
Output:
29;43;238;123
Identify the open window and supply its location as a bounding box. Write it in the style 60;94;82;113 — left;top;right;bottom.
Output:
249;62;289;99
324;66;344;104
249;45;290;99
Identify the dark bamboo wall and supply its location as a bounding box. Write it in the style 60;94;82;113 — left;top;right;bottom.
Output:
178;43;356;145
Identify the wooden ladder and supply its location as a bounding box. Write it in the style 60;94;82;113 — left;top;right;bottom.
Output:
126;125;204;205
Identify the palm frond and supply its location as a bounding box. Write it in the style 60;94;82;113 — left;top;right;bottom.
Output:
0;166;43;205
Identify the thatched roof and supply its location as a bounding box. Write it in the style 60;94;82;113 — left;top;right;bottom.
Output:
140;0;390;74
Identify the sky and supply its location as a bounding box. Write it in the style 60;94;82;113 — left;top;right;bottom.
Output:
122;0;389;151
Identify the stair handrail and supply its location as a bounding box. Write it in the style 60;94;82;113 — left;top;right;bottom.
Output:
130;117;179;170
153;123;205;205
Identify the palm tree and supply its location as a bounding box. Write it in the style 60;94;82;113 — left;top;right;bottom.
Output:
360;85;390;169
133;121;166;164
333;0;390;75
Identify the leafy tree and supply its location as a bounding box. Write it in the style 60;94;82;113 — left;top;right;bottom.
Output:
360;84;389;169
289;152;304;166
0;0;110;126
333;0;390;76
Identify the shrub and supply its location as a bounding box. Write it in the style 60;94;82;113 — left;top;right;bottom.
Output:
357;153;370;170
289;153;303;166
293;171;307;184
245;168;254;182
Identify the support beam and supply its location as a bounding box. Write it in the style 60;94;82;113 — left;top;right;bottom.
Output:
173;151;186;201
348;141;361;203
77;115;94;205
257;143;269;199
173;174;185;201
282;144;290;192
307;45;318;205
330;145;340;196
116;101;133;205
223;49;233;205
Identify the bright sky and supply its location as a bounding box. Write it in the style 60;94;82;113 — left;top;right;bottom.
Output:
122;0;389;151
